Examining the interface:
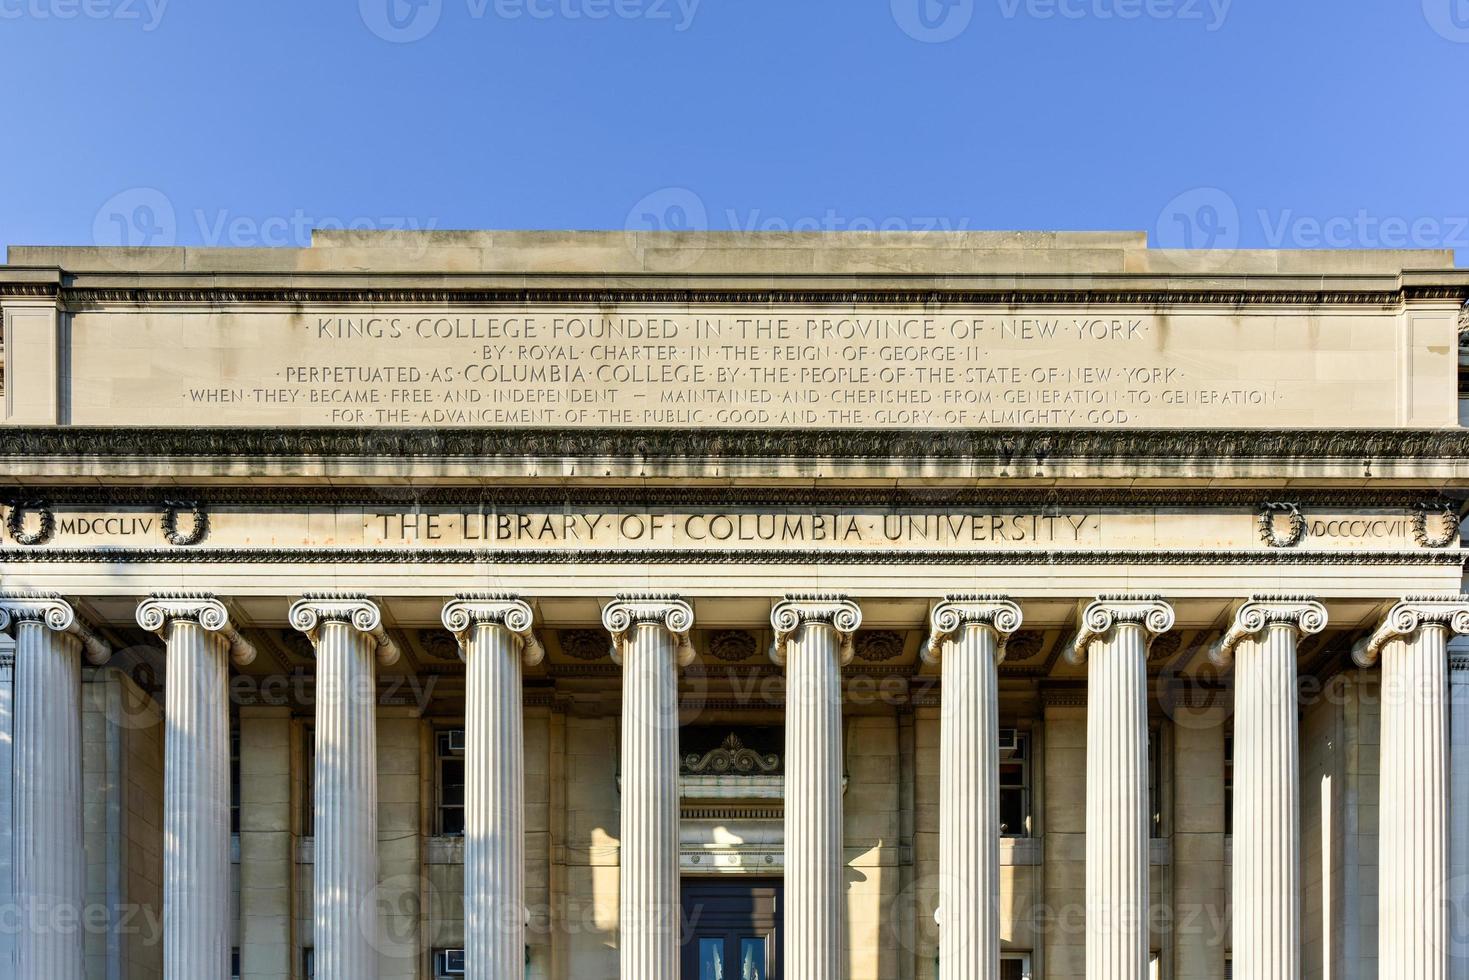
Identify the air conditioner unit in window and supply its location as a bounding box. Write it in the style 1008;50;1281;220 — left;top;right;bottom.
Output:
440;948;466;975
446;729;466;753
998;728;1020;756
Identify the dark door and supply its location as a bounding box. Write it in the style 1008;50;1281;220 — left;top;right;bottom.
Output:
680;878;782;980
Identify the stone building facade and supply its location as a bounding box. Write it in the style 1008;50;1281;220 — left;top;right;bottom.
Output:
0;231;1467;980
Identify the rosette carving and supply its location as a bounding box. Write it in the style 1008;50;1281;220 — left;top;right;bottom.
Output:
440;592;543;667
1208;594;1327;668
1353;594;1469;667
136;591;257;666
1068;594;1174;665
601;593;696;667
288;593;400;667
923;593;1024;666
769;593;863;666
0;591;112;665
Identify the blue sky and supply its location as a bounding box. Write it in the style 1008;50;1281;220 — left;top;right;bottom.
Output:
1;0;1466;261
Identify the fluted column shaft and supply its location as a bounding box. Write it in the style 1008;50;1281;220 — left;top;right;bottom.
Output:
1071;595;1173;980
445;594;542;980
1212;596;1324;980
1233;627;1302;978
163;620;232;978
619;623;681;977
1355;595;1469;980
772;594;861;980
1383;626;1447;979
291;595;400;980
0;640;16;978
605;594;694;980
314;619;380;979
12;620;85;980
925;595;1021;980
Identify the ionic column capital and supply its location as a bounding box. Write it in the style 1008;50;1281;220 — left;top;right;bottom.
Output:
923;593;1023;666
288;592;400;667
441;592;544;667
1353;593;1469;667
1068;593;1174;665
1209;594;1327;668
602;593;695;667
770;593;862;667
136;592;257;667
0;591;111;665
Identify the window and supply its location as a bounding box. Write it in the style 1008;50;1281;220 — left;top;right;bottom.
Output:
230;722;241;834
301;724;315;838
302;947;314;979
1000;953;1033;980
437;729;466;836
434;947;467;977
1224;731;1234;836
1148;727;1162;839
230;947;240;979
999;730;1031;837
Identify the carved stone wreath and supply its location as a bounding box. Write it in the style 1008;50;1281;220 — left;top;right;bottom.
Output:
1257;502;1306;548
559;629;610;662
5;500;54;546
854;630;906;663
1413;502;1461;549
682;733;781;776
707;629;758;662
162;500;209;546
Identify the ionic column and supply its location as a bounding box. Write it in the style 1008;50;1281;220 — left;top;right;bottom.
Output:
289;594;401;980
442;593;544;980
1210;595;1326;980
924;594;1022;980
603;593;695;980
1352;594;1469;980
1067;594;1173;980
0;593;111;980
137;594;258;980
771;593;862;979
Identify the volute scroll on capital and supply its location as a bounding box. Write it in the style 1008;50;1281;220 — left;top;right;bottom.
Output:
601;593;696;667
1352;594;1469;668
136;592;258;667
1209;594;1328;669
923;594;1023;667
288;593;401;667
441;592;544;667
769;593;863;667
1067;593;1175;666
0;590;112;665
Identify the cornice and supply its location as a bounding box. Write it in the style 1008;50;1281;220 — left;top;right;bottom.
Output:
0;484;1455;509
2;427;1469;462
0;546;1462;566
7;282;1465;309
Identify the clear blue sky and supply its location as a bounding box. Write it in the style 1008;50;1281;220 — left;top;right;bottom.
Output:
2;0;1466;262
